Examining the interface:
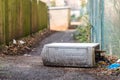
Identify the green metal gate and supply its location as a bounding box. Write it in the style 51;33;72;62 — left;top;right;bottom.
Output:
88;0;120;57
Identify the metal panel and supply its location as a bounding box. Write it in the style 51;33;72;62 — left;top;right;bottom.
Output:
88;0;120;56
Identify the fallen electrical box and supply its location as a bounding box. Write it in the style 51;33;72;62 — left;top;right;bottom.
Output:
41;43;100;67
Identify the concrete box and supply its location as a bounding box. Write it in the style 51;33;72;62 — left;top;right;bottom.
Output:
41;43;100;67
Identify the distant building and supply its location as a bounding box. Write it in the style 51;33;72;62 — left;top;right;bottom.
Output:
55;0;65;6
40;0;81;9
40;0;88;22
65;0;81;10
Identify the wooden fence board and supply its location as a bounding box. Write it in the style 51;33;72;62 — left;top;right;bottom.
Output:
21;0;31;36
0;0;48;45
39;2;48;30
0;0;5;44
31;0;38;33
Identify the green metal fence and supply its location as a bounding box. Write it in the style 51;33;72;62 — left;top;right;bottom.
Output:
88;0;120;57
0;0;48;45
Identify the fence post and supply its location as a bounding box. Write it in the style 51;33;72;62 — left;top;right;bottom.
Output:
4;0;9;45
0;0;6;44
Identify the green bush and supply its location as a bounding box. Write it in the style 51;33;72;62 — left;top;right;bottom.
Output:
74;15;91;42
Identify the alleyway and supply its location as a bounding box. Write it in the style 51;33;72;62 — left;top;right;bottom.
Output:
29;30;75;56
0;30;119;80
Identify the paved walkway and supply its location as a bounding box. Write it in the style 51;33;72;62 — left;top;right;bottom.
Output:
29;30;75;56
0;30;119;80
